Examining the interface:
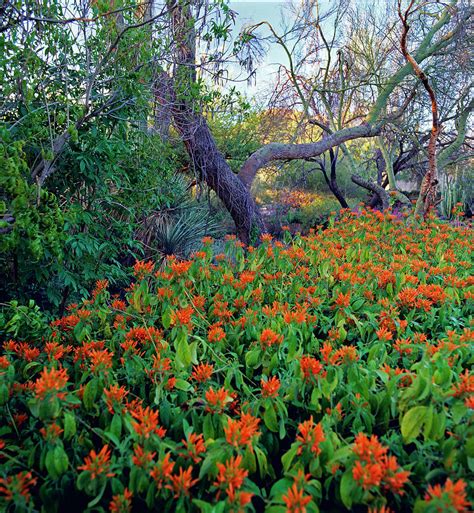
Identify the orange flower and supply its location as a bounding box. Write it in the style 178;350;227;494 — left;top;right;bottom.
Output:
353;433;387;463
282;482;312;513
224;412;261;449
260;329;283;349
0;471;37;503
34;366;68;400
333;291;351;309
166;466;198;498
103;384;129;414
44;341;70;361
226;489;254;513
39;422;63;441
92;279;109;298
205;387;232;413
376;327;393;342
352;460;384;489
261;376;280;398
172;306;194;330
133;260;155;279
78;445;115;479
352;433;409;495
296;416;325;456
424;478;471;513
368;506;393;513
208;323;226;343
181;433;206;463
330;346;358;365
171;260;192;275
109;488;132;513
382;456;410;495
89;349;113;373
451;370;474;397
214;455;248;495
191;362;214;383
132;445;156;468
300;356;323;381
130;405;166;439
150;453;174;489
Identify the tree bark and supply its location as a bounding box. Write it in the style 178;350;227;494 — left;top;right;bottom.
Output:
351;175;390;210
171;96;264;242
167;0;263;242
399;0;440;217
238;123;382;189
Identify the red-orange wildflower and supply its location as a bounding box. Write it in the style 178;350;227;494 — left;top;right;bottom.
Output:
208;323;226;343
224;412;261;449
296;416;325;456
150;453;174;489
214;455;248;495
260;329;283;349
34;367;68;400
424;478;471;513
78;445;115;479
261;376;280;398
132;445;156;468
352;433;409;495
109;488;132;513
330;346;358;365
333;291;351;309
103;384;129;414
282;482;312;513
205;387;232;413
0;471;37;503
39;422;63;441
191;362;214;383
130;405;166;439
181;433;206;463
89;349;113;373
133;260;155;279
300;356;323;381
166;466;198;498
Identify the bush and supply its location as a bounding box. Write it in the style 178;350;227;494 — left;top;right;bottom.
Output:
0;210;473;513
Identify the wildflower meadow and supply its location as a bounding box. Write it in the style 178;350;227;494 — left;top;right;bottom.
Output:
0;210;473;513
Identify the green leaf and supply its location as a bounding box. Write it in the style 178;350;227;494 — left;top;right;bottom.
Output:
264;405;279;432
83;378;98;410
281;443;298;472
340;470;356;509
401;405;429;442
63;412;76;440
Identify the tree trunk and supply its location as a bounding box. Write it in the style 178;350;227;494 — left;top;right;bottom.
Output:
171;96;264;242
327;148;348;209
167;0;263;242
399;1;440;217
351;174;389;210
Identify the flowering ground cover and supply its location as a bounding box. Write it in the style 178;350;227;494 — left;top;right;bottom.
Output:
0;210;473;513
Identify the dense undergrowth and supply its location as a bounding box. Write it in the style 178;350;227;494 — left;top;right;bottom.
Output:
0;210;473;513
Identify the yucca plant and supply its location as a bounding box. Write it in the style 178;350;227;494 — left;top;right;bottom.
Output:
136;175;223;260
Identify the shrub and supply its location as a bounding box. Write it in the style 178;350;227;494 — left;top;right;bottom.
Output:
0;210;472;512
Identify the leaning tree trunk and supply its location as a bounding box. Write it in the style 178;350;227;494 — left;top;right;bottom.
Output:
167;0;263;242
171;97;264;242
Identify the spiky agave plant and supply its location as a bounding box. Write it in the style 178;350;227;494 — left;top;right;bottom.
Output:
136;176;223;260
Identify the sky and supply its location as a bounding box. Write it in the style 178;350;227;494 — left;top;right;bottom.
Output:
225;2;289;98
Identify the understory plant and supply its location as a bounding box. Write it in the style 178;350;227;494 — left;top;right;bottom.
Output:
0;210;472;513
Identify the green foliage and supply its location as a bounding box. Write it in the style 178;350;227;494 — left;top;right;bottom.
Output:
0;211;472;512
0;130;64;299
136;176;223;260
